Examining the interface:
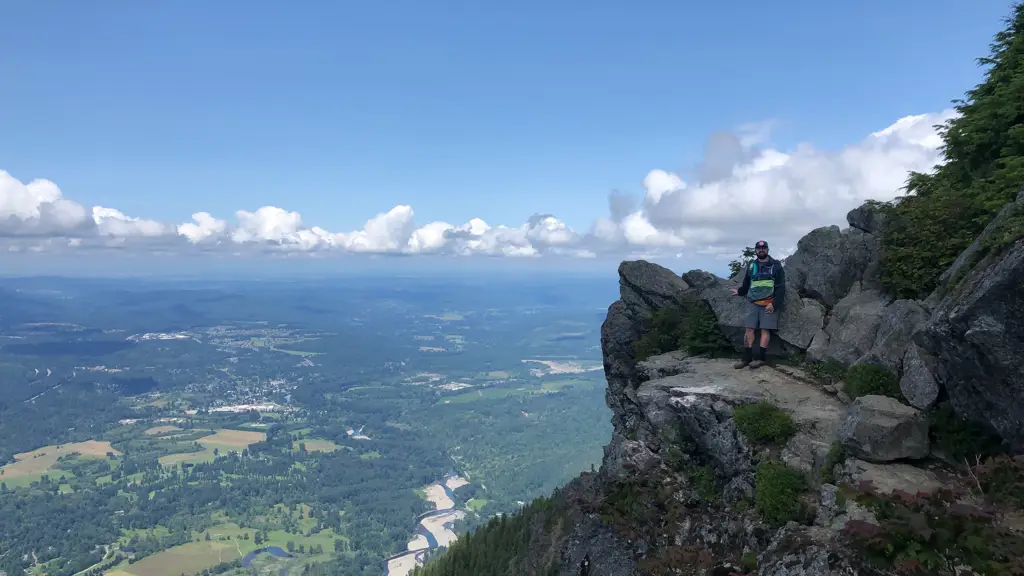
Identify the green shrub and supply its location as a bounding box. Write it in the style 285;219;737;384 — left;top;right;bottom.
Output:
692;465;718;502
633;297;732;361
733;401;797;446
740;551;758;572
843;363;901;400
974;454;1024;510
754;461;807;527
820;442;846;485
928;403;1005;462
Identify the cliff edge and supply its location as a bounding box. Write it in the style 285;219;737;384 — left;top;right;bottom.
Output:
412;193;1024;576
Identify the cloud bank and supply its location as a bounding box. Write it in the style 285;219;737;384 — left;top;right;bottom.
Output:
1;109;954;260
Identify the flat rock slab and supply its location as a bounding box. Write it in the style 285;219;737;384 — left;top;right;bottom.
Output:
636;350;690;382
638;357;848;445
837;458;945;495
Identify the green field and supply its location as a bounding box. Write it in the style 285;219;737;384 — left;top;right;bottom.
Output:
440;387;526;404
112;540;241;576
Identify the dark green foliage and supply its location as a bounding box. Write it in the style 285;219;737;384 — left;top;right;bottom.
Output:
598;475;686;541
843;363;902;401
820;442;846;485
633;298;732;361
845;482;1024;575
411;492;569;576
877;3;1024;299
803;360;847;386
740;551;758;572
974;454;1024;509
733;401;797;446
754;461;807;527
692;465;719;502
928;403;1006;462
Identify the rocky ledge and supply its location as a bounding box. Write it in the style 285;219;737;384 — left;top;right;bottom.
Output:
562;196;1024;575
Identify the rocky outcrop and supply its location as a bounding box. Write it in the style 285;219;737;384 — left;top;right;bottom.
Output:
846;202;886;235
601;261;691;436
837;395;929;462
634;357;845;480
914;189;1024;451
783;225;882;307
525;192;1024;575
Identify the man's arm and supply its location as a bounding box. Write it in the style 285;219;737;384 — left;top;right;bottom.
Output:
773;264;786;308
736;264;751;296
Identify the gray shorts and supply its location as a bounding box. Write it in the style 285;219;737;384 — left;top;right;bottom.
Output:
744;300;779;330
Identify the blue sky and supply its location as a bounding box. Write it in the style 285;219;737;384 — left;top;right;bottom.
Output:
0;0;1016;275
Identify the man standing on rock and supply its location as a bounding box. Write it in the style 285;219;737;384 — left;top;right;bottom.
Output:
730;240;785;369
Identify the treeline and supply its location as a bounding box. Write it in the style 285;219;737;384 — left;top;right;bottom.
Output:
411;494;568;576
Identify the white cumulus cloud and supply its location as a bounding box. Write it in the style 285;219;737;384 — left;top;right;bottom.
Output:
0;109;955;259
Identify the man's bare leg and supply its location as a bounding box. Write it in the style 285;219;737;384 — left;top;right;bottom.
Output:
734;327;756;368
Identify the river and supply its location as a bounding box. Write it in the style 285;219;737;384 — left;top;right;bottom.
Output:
385;475;469;576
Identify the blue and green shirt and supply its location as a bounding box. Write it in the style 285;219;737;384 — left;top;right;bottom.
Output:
737;257;786;308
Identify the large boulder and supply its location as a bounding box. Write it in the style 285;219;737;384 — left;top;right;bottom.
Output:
856;299;929;373
617;260;690;312
838;395;929;462
822;285;889;366
784;225;881;308
916;189;1024;451
847;202;887;234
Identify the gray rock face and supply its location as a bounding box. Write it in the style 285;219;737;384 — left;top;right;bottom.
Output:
682;270;751;351
781;297;827;351
635;350;690;382
805;329;830;363
756;525;887;576
824;286;889;366
557;515;640;576
600;261;691;440
601;433;661;480
838;395;929;462
899;344;940;410
815;483;879;532
618;259;690;312
916;199;1024;450
847;201;887;234
784;226;881;307
857;299;929;373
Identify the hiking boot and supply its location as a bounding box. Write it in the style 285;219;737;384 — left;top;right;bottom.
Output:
734;347;753;369
748;360;764;369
